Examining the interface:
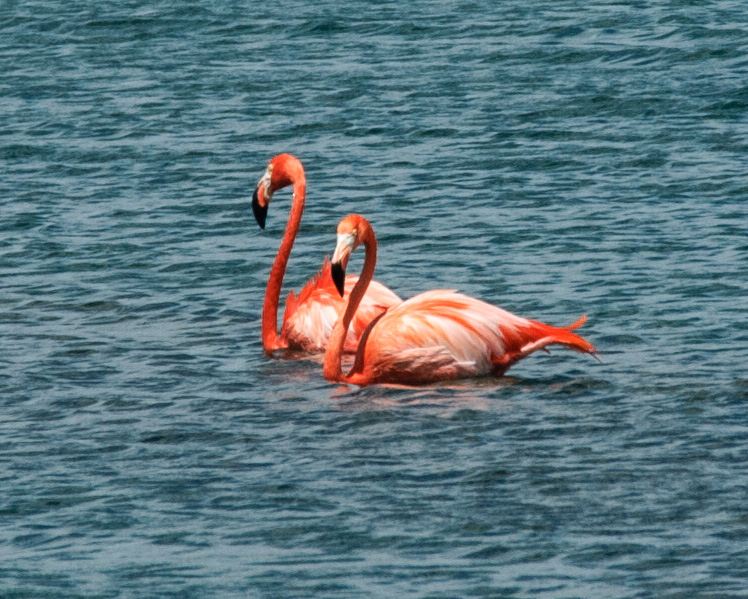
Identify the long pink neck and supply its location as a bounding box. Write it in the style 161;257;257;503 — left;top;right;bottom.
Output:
323;225;377;382
261;177;306;352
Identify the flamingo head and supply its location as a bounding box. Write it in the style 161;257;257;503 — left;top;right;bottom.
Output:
252;154;305;229
331;214;367;297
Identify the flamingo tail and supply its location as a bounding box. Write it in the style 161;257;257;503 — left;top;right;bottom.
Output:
493;314;598;374
549;314;596;353
523;314;596;354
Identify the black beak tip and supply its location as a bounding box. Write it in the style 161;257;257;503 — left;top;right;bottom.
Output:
252;188;267;229
331;262;346;297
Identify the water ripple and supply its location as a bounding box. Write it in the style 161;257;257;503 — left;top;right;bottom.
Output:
2;0;747;597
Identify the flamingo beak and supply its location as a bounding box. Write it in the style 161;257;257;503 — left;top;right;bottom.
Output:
252;185;268;229
252;169;273;229
330;232;356;297
331;262;346;297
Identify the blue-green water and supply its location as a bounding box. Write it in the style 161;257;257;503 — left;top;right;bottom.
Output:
2;1;747;597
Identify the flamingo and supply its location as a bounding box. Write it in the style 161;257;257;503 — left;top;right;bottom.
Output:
252;154;401;353
323;214;598;386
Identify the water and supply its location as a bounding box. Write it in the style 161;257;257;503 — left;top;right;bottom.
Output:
1;0;747;597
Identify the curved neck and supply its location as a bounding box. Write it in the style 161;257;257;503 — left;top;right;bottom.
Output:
261;178;306;352
323;227;377;382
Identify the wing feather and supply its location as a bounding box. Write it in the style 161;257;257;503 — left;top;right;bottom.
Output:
281;260;401;352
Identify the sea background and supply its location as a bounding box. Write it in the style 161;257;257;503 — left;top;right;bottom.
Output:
1;1;747;597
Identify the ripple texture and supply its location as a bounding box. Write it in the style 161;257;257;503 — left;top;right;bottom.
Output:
1;1;747;598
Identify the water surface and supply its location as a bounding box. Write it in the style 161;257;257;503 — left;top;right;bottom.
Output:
1;1;747;597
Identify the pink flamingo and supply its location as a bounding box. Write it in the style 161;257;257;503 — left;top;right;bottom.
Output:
253;154;401;353
323;214;598;386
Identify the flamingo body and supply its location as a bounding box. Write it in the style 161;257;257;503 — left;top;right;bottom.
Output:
347;289;594;385
281;258;402;353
